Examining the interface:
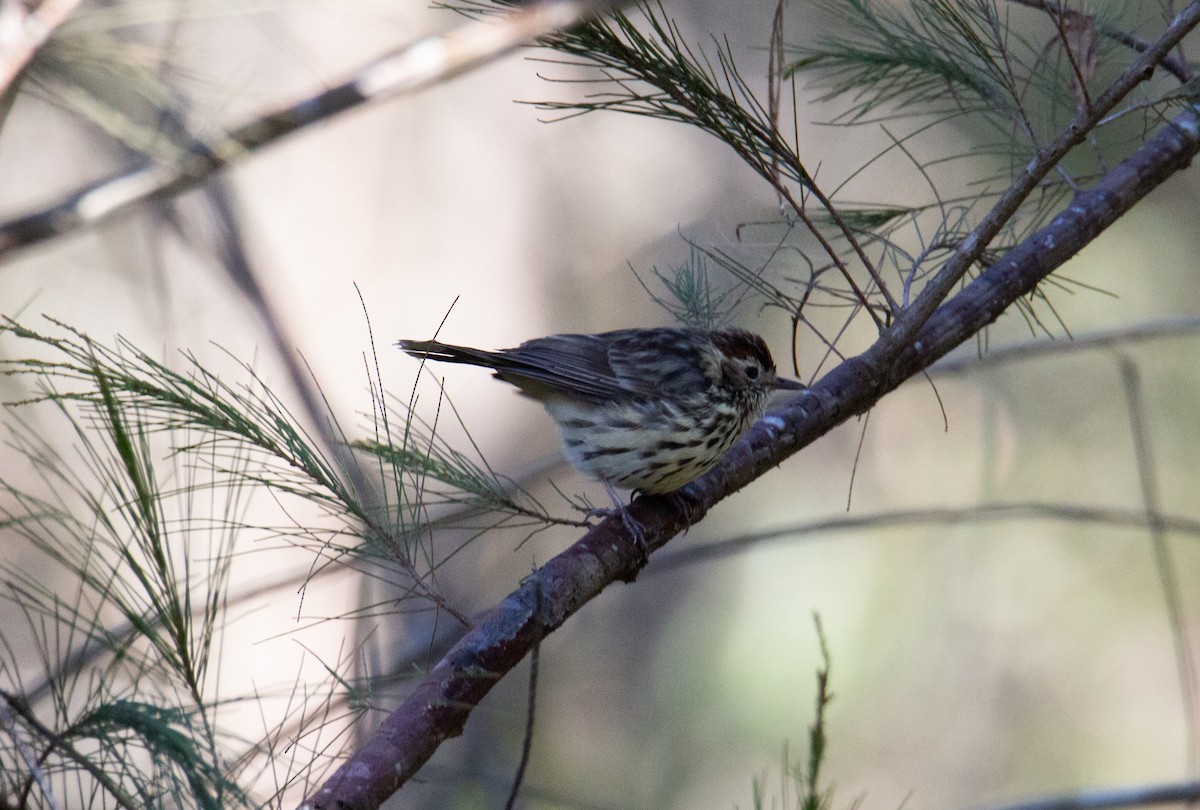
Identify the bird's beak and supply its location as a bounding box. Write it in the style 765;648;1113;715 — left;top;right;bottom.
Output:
771;377;807;391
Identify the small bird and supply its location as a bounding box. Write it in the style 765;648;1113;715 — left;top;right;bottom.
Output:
397;327;805;498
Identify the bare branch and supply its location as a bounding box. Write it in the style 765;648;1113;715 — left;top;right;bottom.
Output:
299;96;1200;810
977;779;1200;810
0;0;628;260
1120;358;1199;769
879;2;1200;365
1005;0;1194;83
932;314;1200;373
0;0;83;93
650;500;1200;575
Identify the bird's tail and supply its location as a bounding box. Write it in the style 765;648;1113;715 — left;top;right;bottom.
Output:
396;339;507;370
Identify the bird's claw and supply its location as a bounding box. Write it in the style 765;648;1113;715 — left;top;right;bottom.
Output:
585;504;651;569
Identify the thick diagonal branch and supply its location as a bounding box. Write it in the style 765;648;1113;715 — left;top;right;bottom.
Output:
299;102;1200;810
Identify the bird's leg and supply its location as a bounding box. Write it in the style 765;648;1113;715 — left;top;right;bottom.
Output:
585;482;651;563
666;486;702;533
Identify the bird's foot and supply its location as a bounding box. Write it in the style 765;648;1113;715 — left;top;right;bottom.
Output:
585;484;651;572
586;504;650;550
665;486;703;532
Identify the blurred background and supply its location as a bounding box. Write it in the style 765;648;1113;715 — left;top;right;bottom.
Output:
1;1;1199;808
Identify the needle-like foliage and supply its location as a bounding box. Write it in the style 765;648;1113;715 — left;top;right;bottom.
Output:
0;316;571;806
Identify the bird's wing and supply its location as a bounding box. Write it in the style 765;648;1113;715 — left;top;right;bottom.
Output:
401;336;624;402
605;329;714;397
402;330;716;403
507;329;715;400
498;333;633;403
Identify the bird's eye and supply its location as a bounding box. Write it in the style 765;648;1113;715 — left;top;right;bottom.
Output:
744;364;760;380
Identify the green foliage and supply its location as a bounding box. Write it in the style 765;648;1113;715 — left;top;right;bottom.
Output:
0;317;573;805
70;699;239;809
495;0;1168;339
0;322;252;806
538;6;814;188
10;11;189;157
792;0;1033;120
2;0;1197;805
749;615;836;810
631;243;737;329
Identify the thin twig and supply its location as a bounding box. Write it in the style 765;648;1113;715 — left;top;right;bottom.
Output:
649;500;1200;575
504;578;542;810
975;779;1200;810
931;314;1200;373
1119;358;1199;772
0;690;140;810
0;694;63;810
874;2;1200;370
0;0;629;259
1004;0;1193;83
0;0;84;92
